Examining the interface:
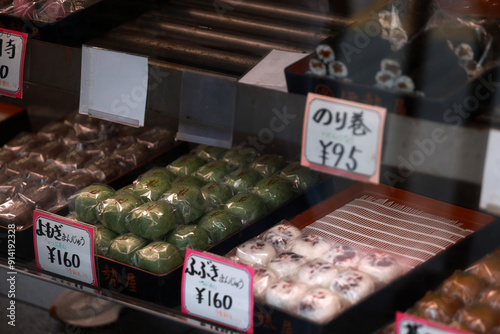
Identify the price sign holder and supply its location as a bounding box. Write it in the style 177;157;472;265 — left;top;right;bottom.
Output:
181;249;255;333
480;129;500;216
0;29;27;99
33;210;97;287
396;312;471;334
301;93;387;184
79;45;148;127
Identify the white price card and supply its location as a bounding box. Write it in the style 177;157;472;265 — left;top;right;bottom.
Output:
480;129;500;215
79;45;148;127
182;249;255;333
0;29;27;98
396;312;470;334
33;210;97;286
301;93;387;183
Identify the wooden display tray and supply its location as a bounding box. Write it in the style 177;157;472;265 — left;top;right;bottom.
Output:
251;182;496;334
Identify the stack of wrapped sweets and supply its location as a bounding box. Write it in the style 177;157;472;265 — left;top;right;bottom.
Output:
0;111;175;231
407;253;500;333
226;220;404;324
68;144;321;275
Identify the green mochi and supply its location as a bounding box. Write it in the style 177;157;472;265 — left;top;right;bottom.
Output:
194;144;228;161
195;161;231;183
166;225;210;257
198;209;242;243
133;174;172;202
167;154;206;176
224;192;268;224
279;162;320;192
109;233;148;266
201;182;233;208
224;169;263;193
139;168;176;183
135;241;183;274
161;184;207;223
252;176;296;210
98;192;142;234
94;224;119;257
222;148;257;169
126;201;177;240
74;184;115;223
249;154;288;177
171;175;206;188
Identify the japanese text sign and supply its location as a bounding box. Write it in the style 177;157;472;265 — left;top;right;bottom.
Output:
182;249;254;333
396;312;471;334
34;210;97;286
0;29;27;98
301;93;386;183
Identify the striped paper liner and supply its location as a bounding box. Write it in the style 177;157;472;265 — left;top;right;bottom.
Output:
302;195;475;269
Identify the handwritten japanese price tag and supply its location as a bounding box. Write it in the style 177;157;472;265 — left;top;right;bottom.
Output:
301;93;386;183
0;29;27;98
182;249;254;333
33;210;97;286
396;312;470;334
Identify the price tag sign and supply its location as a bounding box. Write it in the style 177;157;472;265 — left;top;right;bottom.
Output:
33;210;97;286
182;249;254;333
0;29;27;98
396;312;470;334
480;129;500;215
301;93;386;183
79;45;148;127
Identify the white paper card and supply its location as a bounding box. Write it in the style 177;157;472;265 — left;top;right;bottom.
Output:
480;129;500;215
79;46;148;127
238;49;306;92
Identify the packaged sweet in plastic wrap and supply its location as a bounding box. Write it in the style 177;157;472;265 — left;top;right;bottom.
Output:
133;241;183;275
97;191;142;234
160;184;207;224
108;233;148;266
248;154;288;177
224;168;262;194
126;201;178;241
171;175;205;188
224;192;268;225
94;224;119;257
194;160;232;183
298;287;344;324
251;176;297;211
197;209;241;243
69;183;115;224
165;224;210;258
166;154;206;177
133;173;173;203
193;144;228;162
265;278;310;312
222;147;257;170
279;162;320;192
200;182;233;209
0;196;36;230
261;221;302;251
235;238;277;266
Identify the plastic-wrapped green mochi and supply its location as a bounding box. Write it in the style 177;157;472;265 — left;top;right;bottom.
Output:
161;184;207;223
194;144;228;161
195;161;231;183
198;209;242;243
224;192;268;224
252;176;296;210
279;162;320;192
171;175;206;188
126;201;177;240
225;169;262;193
222;148;257;169
133;174;171;202
109;233;148;265
166;225;210;257
167;154;206;176
139;168;176;184
201;182;233;208
135;241;183;274
249;154;288;177
74;184;115;223
98;192;142;234
94;224;119;257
